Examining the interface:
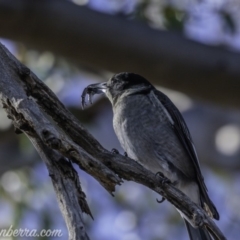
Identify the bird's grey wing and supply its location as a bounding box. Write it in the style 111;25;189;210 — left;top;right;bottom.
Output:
154;89;206;186
153;89;219;219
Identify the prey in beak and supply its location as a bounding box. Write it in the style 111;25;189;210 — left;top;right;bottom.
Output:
81;82;107;109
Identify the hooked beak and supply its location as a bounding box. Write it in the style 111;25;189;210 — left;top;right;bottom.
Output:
81;82;108;109
87;82;108;94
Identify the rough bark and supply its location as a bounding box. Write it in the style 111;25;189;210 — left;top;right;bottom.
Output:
0;0;239;108
0;42;91;240
0;42;227;240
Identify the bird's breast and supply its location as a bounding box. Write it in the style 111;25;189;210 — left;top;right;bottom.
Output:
112;92;193;181
113;93;172;166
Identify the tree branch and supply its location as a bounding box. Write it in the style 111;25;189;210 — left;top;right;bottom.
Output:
29;138;91;240
0;0;240;108
0;42;91;240
0;42;227;239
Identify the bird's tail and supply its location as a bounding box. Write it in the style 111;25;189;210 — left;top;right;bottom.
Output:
184;220;213;240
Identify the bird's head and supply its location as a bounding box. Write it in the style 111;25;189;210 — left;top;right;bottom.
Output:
82;72;153;107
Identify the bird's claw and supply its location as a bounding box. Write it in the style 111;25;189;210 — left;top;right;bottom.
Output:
112;149;128;158
111;148;119;154
156;197;166;204
155;172;171;185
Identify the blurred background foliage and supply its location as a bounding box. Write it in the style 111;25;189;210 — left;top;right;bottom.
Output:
0;0;240;240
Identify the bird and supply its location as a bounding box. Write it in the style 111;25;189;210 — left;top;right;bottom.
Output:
82;72;219;240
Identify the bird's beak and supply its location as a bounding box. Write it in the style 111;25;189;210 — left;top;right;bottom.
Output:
81;82;108;108
86;82;108;94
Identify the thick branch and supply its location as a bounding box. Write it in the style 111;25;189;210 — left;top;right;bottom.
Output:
2;106;91;240
0;43;91;240
1;44;122;193
0;0;240;108
28;138;91;240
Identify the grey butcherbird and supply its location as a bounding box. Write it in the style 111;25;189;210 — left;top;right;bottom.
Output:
82;72;219;240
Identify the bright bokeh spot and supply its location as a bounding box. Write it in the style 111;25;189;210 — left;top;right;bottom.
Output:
45;73;65;94
114;211;137;232
1;171;22;193
0;171;27;202
37;52;55;71
215;124;240;155
159;87;193;112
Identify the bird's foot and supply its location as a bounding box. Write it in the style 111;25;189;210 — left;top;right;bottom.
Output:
111;148;119;154
156;197;166;204
155;172;171;185
155;172;170;204
111;149;128;157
